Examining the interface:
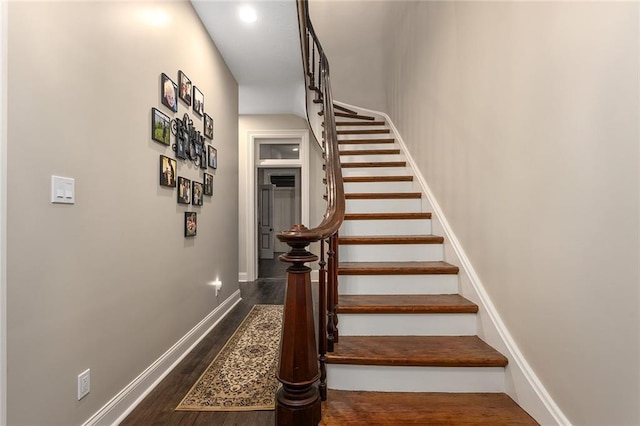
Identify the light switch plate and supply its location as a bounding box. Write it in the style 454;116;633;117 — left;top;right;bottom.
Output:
51;176;75;204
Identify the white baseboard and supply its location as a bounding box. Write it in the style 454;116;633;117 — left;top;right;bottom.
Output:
82;290;242;426
334;100;571;426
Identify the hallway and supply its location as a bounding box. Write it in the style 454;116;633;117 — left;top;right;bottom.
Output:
121;260;286;425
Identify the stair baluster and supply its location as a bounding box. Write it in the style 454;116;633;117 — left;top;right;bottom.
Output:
318;238;328;401
330;232;339;344
326;234;336;353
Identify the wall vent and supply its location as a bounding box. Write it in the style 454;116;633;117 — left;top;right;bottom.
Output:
270;175;295;188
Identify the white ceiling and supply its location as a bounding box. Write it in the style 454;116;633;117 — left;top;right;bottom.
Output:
191;0;306;116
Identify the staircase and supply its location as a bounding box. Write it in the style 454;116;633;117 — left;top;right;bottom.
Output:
320;109;538;425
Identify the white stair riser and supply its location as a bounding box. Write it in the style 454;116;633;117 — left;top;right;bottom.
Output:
339;274;458;295
340;154;403;163
341;218;431;236
327;365;505;393
338;134;392;141
346;198;421;213
342;167;409;177
337;125;387;131
340;244;443;262
344;181;415;193
340;143;397;151
339;313;476;336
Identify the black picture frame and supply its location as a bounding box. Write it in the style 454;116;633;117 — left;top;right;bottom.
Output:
192;181;203;206
178;70;192;106
208;146;217;169
175;132;187;160
159;155;177;187
151;108;171;145
204;173;213;196
193;86;204;116
185;212;197;237
199;147;207;170
204;113;213;139
161;73;178;113
177;176;191;204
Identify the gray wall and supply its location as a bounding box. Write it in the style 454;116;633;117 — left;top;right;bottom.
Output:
308;1;391;112
382;2;639;425
6;1;239;424
311;0;639;423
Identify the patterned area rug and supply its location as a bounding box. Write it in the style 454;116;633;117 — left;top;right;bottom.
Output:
176;304;283;411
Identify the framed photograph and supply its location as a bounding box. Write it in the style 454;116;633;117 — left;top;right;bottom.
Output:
193;86;204;116
208;145;217;169
204;113;213;139
177;176;191;204
159;155;177;187
199;147;207;170
151;108;171;145
161;73;178;113
192;181;203;206
178;70;192;106
204;173;213;196
185;212;197;237
175;134;187;160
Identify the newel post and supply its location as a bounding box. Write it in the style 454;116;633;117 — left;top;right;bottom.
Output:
276;224;321;426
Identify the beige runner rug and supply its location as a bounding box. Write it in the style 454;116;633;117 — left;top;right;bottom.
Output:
176;304;283;411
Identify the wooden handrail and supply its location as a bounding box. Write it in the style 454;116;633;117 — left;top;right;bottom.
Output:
275;1;344;424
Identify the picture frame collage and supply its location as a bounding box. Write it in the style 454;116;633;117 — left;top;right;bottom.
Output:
152;71;218;237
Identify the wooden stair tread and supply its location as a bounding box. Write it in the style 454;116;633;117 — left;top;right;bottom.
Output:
339;235;443;245
327;336;508;367
342;161;406;168
336;121;385;126
338;129;390;135
344;212;430;220
335;111;376;120
345;192;421;200
338;138;394;144
338;294;478;314
339;261;459;275
333;104;359;115
340;149;400;156
321;390;539;425
343;176;413;183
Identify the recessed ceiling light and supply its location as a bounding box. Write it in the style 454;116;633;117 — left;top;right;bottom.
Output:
239;5;257;23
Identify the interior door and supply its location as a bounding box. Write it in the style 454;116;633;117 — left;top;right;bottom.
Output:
258;184;276;259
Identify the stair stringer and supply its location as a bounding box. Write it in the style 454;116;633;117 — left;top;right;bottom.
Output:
334;100;570;426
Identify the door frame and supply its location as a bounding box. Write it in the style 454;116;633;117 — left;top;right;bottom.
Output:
245;130;309;282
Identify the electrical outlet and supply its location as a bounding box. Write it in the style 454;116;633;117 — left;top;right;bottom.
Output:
77;369;90;400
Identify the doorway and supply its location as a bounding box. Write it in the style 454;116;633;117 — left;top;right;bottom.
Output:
243;130;309;282
257;168;301;278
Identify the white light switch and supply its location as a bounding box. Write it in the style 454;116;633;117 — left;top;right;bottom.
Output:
51;176;75;204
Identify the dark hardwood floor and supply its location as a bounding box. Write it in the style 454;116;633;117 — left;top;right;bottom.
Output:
121;257;286;426
259;253;287;279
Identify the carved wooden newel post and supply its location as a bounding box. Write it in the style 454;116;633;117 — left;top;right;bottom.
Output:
276;224;321;426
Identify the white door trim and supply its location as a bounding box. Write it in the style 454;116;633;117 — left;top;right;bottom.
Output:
245;130;309;282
